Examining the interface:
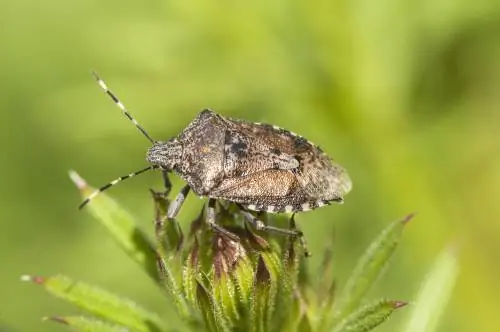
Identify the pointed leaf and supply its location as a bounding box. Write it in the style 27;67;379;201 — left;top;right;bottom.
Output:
251;255;272;332
196;280;231;332
182;239;200;307
402;246;459;332
317;237;336;309
271;263;296;331
156;252;194;323
69;171;158;281
332;300;407;332
335;214;413;321
297;312;314;332
45;316;127;332
229;255;255;330
213;273;239;324
22;274;164;332
261;251;282;331
195;280;218;332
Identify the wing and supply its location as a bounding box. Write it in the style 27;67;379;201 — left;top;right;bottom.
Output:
221;119;312;178
293;156;352;201
209;168;316;212
220;117;352;202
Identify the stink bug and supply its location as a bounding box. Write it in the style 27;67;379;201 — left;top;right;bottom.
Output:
80;73;352;240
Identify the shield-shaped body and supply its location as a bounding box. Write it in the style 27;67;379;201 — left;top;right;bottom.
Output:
147;110;351;213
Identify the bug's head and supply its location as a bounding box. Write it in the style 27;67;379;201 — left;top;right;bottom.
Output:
147;138;182;170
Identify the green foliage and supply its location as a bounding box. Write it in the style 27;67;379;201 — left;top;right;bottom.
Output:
402;247;459;332
332;300;407;332
332;214;413;326
20;274;164;331
19;172;456;332
43;316;130;332
68;171;158;282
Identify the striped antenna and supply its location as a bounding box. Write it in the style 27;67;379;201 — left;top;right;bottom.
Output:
92;71;155;144
79;165;159;209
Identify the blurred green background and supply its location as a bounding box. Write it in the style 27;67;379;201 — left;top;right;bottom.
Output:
1;0;499;331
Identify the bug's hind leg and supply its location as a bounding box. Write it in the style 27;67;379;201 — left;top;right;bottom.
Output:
206;199;238;240
289;213;311;257
238;207;310;256
237;206;302;237
167;185;191;219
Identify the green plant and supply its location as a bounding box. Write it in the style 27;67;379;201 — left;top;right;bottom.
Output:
22;172;457;332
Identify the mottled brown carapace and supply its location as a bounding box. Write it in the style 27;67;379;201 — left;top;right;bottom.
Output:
147;110;352;213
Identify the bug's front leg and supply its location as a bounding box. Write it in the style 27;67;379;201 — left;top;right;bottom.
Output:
161;170;172;195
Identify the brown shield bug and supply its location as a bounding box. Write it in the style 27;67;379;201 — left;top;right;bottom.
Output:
80;73;352;241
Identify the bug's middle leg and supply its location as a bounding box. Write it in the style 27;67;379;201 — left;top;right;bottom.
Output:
161;170;172;194
238;207;310;256
167;185;191;219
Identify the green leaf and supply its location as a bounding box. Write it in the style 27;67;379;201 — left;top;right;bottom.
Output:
69;171;158;282
45;316;127;332
233;262;260;331
270;257;297;331
296;312;314;332
333;214;413;323
211;232;249;325
261;251;282;331
196;279;231;332
182;238;201;308
151;189;183;254
156;251;195;323
402;246;459;332
332;300;407;332
230;253;254;310
22;274;164;332
251;255;272;332
213;273;239;324
316;243;336;310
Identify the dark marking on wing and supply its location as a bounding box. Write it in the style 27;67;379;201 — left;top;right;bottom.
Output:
230;141;248;157
270;147;282;155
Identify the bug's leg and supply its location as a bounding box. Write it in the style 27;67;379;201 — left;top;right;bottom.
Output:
151;189;183;251
238;207;303;237
161;170;172;195
289;213;311;257
206;199;239;240
167;185;191;219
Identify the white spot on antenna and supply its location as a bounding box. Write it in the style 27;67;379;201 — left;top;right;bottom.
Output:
116;101;126;110
97;79;108;91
